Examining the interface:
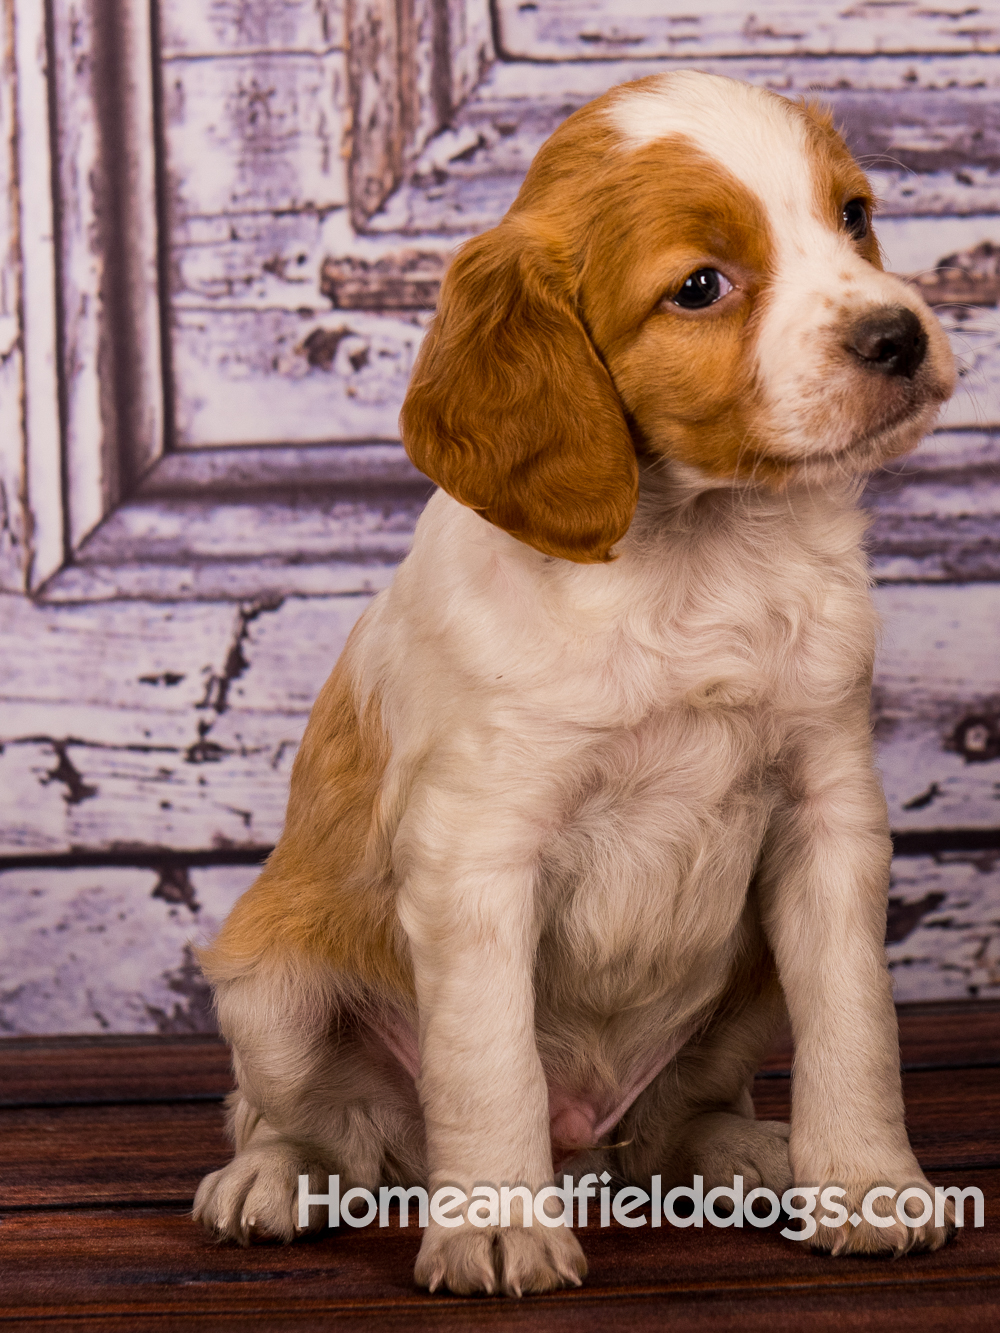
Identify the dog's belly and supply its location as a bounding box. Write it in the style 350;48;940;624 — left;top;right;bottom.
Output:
532;708;777;1155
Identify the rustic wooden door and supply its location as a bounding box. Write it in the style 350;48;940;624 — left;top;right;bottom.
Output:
0;0;998;1033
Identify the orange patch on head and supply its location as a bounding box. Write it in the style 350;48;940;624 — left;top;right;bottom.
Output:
574;138;780;481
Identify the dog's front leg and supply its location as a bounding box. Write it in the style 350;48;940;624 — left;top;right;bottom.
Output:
759;705;950;1256
395;777;587;1297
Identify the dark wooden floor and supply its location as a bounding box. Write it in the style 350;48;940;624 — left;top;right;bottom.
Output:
2;1002;998;1331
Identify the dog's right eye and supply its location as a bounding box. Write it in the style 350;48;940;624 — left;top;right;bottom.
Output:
672;268;733;309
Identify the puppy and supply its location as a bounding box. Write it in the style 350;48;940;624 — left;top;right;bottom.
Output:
194;71;956;1296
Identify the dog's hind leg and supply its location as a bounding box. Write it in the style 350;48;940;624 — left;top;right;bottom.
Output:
193;958;425;1244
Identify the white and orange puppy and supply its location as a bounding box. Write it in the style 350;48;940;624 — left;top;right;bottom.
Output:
194;72;955;1296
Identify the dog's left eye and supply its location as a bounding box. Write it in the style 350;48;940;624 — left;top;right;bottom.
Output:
672;268;734;309
842;198;869;240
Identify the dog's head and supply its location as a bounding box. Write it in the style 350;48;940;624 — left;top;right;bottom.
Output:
400;72;955;563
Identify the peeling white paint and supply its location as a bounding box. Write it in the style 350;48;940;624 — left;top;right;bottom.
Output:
889;855;1000;1002
0;864;256;1034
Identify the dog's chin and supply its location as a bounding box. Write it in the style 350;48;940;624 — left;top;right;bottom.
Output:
765;397;947;487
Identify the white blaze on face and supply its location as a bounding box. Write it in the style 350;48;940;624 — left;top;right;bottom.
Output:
607;72;954;464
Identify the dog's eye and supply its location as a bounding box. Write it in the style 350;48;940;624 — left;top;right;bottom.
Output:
842;198;869;241
672;268;733;309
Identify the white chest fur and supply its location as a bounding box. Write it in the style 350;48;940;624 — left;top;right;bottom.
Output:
377;472;877;988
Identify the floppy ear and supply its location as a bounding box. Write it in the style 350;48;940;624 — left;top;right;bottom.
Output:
399;219;638;563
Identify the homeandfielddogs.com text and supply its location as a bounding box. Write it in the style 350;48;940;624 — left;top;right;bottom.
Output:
298;1174;984;1238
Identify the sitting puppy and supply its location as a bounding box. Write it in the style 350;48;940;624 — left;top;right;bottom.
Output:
195;71;955;1295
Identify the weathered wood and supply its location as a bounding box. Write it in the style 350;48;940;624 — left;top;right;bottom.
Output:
875;585;1000;841
867;434;1000;582
162;51;350;219
13;0;65;589
0;1034;231;1105
454;49;1000;97
135;444;429;495
170;307;428;447
495;0;1000;62
165;50;1000;447
167;296;1000;450
0;1060;994;1200
0;864;258;1036
345;0;444;230
888;858;1000;1003
49;0;165;550
42;554;400;602
314;239;1000;318
320;249;448;308
361;63;1000;234
41;443;1000;599
0;583;999;1026
71;495;425;563
0;0;28;594
0;851;995;1033
158;0;347;55
0;1193;996;1328
446;0;494;110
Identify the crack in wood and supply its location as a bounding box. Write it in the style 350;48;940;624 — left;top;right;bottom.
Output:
903;782;943;810
196;600;283;715
144;944;216;1033
150;865;200;913
887;891;947;942
40;743;99;807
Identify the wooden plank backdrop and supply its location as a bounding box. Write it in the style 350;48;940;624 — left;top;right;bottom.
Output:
0;0;998;1033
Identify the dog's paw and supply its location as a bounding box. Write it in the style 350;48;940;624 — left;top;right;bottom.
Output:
414;1221;587;1297
810;1175;953;1257
681;1112;792;1196
193;1146;327;1245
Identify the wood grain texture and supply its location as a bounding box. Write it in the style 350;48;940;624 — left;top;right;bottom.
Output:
348;0;406;226
361;58;1000;236
495;0;1000;62
0;1067;994;1207
0;0;28;594
0;864;255;1036
445;0;494;110
0;853;995;1035
0;1174;994;1323
13;0;65;589
0;1033;232;1105
0;1015;994;1327
158;0;347;55
887;857;1000;1002
759;998;1000;1072
162;50;350;219
170;307;428;447
0;1100;231;1205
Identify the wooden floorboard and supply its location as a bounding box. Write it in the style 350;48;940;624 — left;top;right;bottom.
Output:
1;1003;997;1328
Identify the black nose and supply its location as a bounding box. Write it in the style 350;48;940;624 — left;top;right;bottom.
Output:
846;306;927;379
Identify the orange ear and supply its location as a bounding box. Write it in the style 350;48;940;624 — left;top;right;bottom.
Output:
400;219;638;563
